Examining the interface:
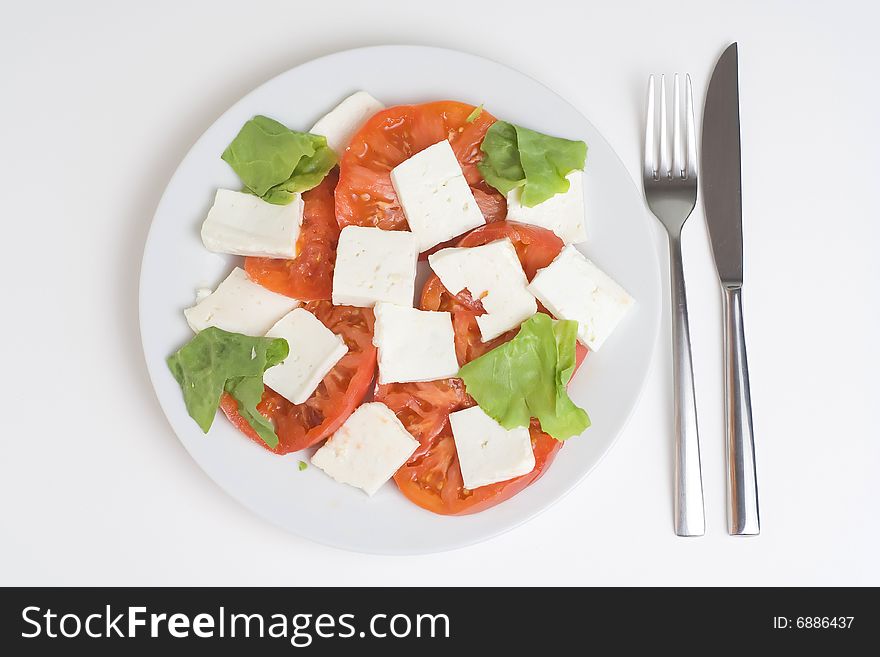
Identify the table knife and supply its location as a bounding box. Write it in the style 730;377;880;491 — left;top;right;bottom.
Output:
701;43;760;535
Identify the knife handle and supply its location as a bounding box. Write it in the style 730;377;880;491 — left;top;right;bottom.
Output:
669;236;705;537
723;286;760;535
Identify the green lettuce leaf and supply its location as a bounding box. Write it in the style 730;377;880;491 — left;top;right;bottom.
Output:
166;327;289;447
515;125;587;206
458;314;590;440
261;141;337;204
465;104;484;123
478;121;586;207
477;121;525;194
221;115;336;204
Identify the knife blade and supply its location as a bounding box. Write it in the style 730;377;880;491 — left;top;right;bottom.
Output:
701;42;760;536
702;43;743;287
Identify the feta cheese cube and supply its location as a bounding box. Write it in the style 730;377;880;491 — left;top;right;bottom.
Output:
262;308;348;404
200;189;304;258
449;405;535;490
184;267;300;335
428;238;537;341
506;171;587;244
390;140;486;251
527;245;635;351
311;402;419;496
331;226;418;308
373;303;460;384
310;91;385;154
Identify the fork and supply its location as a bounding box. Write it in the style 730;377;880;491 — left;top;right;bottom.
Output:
643;74;706;537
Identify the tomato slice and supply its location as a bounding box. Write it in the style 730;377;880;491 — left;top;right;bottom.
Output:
381;220;588;514
244;169;339;301
220;301;376;454
335;101;506;234
393;420;562;516
374;378;473;455
421;220;567;363
421;220;566;311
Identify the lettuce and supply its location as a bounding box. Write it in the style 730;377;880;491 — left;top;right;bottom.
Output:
261;144;337;205
465;104;484;123
478;121;586;207
221;115;336;204
166;327;289;448
478;121;525;194
458;314;590;440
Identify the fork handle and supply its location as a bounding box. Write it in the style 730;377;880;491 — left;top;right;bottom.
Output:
669;235;705;537
723;286;760;535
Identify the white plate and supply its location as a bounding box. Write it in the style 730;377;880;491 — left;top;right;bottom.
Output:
139;46;661;554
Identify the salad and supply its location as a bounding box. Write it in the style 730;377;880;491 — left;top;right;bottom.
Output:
167;91;635;515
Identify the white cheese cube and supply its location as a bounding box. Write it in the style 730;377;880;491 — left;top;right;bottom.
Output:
184;267;300;335
373;303;460;384
527;245;635;351
200;189;304;258
449;406;535;490
390;140;486;252
311;402;419;496
428;238;537;341
262;308;348;404
331;226;418;308
310;91;385;154
506;171;587;244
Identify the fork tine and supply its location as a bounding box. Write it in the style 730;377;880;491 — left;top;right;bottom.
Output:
673;73;684;179
685;74;697;180
659;74;670;178
644;75;656;181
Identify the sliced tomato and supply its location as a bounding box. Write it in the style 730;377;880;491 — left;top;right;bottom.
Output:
574;342;588;371
244;169;339;301
421;220;566;363
421;221;565;314
220;301;376;454
471;186;506;226
335;101;506;234
393;420;562;516
448;312;514;365
374;378;473;455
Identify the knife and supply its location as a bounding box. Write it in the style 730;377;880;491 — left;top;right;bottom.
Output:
701;43;760;536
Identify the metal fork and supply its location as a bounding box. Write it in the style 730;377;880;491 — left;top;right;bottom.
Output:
643;74;705;537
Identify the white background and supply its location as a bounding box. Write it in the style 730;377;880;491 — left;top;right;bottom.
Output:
2;0;877;586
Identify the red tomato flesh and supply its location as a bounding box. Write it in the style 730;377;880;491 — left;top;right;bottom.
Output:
335;101;506;236
244;169;339;301
393;420;563;516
